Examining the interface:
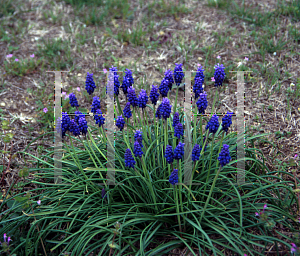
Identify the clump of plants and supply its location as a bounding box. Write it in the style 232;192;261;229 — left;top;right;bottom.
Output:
1;63;299;255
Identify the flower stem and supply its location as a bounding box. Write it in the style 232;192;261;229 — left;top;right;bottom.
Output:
173;86;179;114
201;134;215;203
174;185;182;237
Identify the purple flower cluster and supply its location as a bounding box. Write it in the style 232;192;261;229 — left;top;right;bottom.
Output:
173;112;180;128
164;145;174;164
124;148;136;168
174;63;184;86
174;122;183;139
94;109;105;127
61;112;71;138
69;93;79;108
69;119;81;137
91;96;101;114
110;66;120;96
221;112;233;133
138;89;148;109
85;72;96;95
156;104;162;119
160;98;172;120
206;114;219;134
164;69;174;90
74;111;85;124
217;144;231;167
174;142;185;160
192;144;200;161
78;117;88;135
149;85;159;105
214;64;226;87
134;129;143;148
169;169;178;185
196;92;208;114
159;78;169;98
123;102;132;118
193;65;205;99
134;141;143;158
128;86;138;107
116;115;125;131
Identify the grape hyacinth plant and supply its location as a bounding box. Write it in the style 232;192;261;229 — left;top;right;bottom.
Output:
4;62;297;256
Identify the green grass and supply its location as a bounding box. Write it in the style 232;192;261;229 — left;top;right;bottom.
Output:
36;38;74;71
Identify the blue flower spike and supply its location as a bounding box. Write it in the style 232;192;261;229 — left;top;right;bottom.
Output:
116;115;125;131
174;63;184;86
85;72;96;95
94;109;105;127
164;145;174;164
214;64;226;87
69;93;79;108
169;169;179;185
125;148;136;168
206;114;220;134
91;96;101;114
192;144;201;162
149;85;160;105
218;144;231;167
222;112;233;133
174;142;185;160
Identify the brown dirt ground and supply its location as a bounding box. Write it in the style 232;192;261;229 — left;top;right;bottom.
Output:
0;0;300;255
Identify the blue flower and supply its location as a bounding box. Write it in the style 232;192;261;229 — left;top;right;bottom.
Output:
78;117;88;135
214;64;226;87
133;141;143;158
169;169;178;185
61;112;71;138
194;66;204;99
91;96;101;114
174;142;185;160
173;112;180;128
159;78;169;98
174;122;183;139
134;129;143;148
194;65;205;82
160;98;172;120
69;119;80;136
221;112;233;133
156;104;162;119
69;93;79;108
85;72;96;95
164;145;174;164
218;144;231;167
116;115;125;131
206;114;220;134
196;92;208;114
74;111;85;124
110;66;120;96
174;63;184;86
193;77;204;99
192;144;200;161
149;85;159;105
138;89;148;109
94;109;105;127
125;148;136;168
125;69;134;87
121;76;130;95
128;86;138;107
164;69;174;90
123;102;132;119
